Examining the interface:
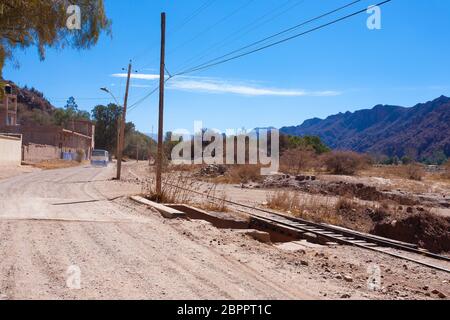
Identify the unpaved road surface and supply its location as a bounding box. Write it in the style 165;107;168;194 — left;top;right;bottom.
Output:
0;165;318;300
1;164;448;300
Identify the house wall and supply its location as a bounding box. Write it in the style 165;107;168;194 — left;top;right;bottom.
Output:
22;143;61;163
0;134;22;166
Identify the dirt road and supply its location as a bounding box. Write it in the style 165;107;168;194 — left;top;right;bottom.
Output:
0;164;319;300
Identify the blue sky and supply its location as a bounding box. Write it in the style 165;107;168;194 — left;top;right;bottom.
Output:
3;0;450;133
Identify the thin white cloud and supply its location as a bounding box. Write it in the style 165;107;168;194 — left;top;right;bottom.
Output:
169;78;341;97
111;73;161;80
110;74;341;97
131;84;154;88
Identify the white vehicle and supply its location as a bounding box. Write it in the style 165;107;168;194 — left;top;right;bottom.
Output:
91;149;109;167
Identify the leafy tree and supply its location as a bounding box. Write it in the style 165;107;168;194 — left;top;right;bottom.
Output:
280;134;330;154
0;0;111;78
91;103;122;154
53;96;90;126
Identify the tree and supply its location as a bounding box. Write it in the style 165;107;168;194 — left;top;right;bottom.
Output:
53;96;90;126
322;151;370;175
0;0;111;79
281;146;316;175
279;134;330;154
91;103;122;154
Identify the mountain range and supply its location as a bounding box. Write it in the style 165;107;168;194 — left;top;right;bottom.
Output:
281;96;450;161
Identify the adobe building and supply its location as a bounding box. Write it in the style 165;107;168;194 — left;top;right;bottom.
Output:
0;85;95;162
0;86;18;126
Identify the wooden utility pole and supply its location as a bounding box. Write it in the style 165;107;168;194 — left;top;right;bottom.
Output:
116;115;121;159
136;144;139;162
117;61;132;180
155;12;166;198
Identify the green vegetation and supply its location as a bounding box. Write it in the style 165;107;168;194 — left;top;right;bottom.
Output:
53;97;90;126
0;0;111;78
280;134;330;154
91;103;155;159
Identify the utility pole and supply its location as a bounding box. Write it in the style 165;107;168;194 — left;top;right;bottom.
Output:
149;125;154;166
116;115;121;159
136;144;139;163
117;61;132;180
155;12;166;198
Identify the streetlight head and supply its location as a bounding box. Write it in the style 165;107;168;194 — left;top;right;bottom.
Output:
100;87;109;93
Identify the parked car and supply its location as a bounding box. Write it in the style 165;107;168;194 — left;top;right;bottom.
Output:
91;149;109;167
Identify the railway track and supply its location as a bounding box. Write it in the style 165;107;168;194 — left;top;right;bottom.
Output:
159;181;450;274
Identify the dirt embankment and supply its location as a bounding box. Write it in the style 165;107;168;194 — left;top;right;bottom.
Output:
372;212;450;253
260;175;449;208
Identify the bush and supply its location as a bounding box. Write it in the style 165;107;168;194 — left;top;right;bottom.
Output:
280;147;316;174
442;160;450;179
322;151;369;175
75;149;85;163
228;165;262;183
404;163;424;181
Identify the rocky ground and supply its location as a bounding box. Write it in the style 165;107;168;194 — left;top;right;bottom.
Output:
123;162;450;300
0;162;448;300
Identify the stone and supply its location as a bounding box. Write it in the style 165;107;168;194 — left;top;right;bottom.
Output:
438;292;446;299
245;230;271;243
343;275;353;283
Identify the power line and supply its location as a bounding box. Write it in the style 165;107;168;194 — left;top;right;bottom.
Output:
177;0;363;75
173;0;305;74
166;0;255;58
128;0;392;112
176;0;392;76
168;0;218;35
134;0;218;69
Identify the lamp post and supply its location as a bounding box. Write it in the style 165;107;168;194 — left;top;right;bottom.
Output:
100;87;122;160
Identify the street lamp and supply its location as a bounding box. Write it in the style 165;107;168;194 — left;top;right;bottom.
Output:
100;87;120;106
100;87;122;161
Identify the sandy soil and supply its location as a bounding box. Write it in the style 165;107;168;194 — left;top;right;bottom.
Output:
0;162;448;300
0;165;39;181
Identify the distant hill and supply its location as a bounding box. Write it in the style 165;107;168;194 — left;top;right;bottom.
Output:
281;96;450;162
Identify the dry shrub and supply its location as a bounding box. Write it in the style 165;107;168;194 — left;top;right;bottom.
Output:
322;151;369;175
335;197;357;212
143;171;228;212
216;165;262;184
404;163;425;181
143;171;198;203
75;149;85;163
280;147;316;175
266;191;339;225
168;164;201;172
442;160;450;180
32;160;81;170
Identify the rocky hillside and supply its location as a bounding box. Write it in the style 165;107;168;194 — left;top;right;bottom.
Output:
3;81;58;126
6;81;54;113
281;96;450;161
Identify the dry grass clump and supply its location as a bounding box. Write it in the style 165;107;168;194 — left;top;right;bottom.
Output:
266;190;339;225
321;151;370;175
75;149;85;163
32;160;83;170
143;171;198;203
143;170;228;211
442;160;450;180
280;147;316;175
213;165;263;184
403;163;425;181
265;191;394;232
